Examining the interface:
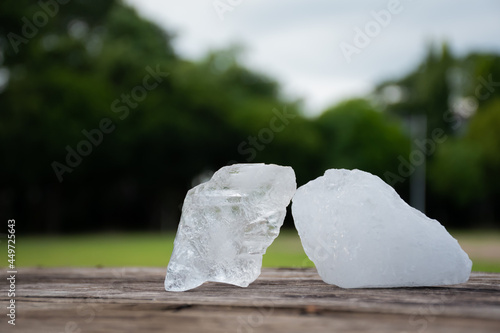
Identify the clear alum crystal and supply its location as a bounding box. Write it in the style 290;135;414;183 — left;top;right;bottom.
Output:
165;163;296;291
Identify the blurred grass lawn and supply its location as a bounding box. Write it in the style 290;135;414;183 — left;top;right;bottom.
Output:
3;230;500;272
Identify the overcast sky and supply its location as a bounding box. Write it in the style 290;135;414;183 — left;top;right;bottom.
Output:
124;0;500;116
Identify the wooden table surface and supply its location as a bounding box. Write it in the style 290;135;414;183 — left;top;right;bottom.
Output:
1;267;499;332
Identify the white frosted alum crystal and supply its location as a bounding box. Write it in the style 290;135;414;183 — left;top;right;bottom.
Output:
165;163;296;291
292;169;472;288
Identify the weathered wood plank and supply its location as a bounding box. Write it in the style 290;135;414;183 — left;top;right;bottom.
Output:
1;268;499;333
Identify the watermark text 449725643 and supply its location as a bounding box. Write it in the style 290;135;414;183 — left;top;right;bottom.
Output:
7;219;17;326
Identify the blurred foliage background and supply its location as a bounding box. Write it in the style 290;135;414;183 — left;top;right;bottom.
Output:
1;0;499;236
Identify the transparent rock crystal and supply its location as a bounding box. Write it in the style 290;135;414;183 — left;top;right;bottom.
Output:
165;163;296;291
292;169;472;288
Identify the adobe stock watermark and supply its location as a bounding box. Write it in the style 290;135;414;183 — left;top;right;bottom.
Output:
7;0;71;54
402;293;457;333
236;300;275;333
180;105;295;211
51;65;169;182
6;219;17;326
235;106;296;162
57;268;127;333
339;0;404;64
213;0;244;21
384;128;446;186
384;74;500;186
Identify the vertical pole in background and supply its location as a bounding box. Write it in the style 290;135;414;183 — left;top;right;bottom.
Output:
410;114;427;214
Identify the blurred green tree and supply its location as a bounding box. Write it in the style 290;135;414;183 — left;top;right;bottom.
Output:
315;99;410;190
374;44;500;227
375;43;455;135
1;1;498;232
0;1;318;232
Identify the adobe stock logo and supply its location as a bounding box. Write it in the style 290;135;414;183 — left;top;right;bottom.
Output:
383;74;500;186
7;0;70;54
237;106;296;162
213;0;244;21
51;65;169;182
339;0;404;64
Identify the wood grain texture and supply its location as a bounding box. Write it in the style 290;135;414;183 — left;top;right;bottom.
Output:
1;268;499;333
